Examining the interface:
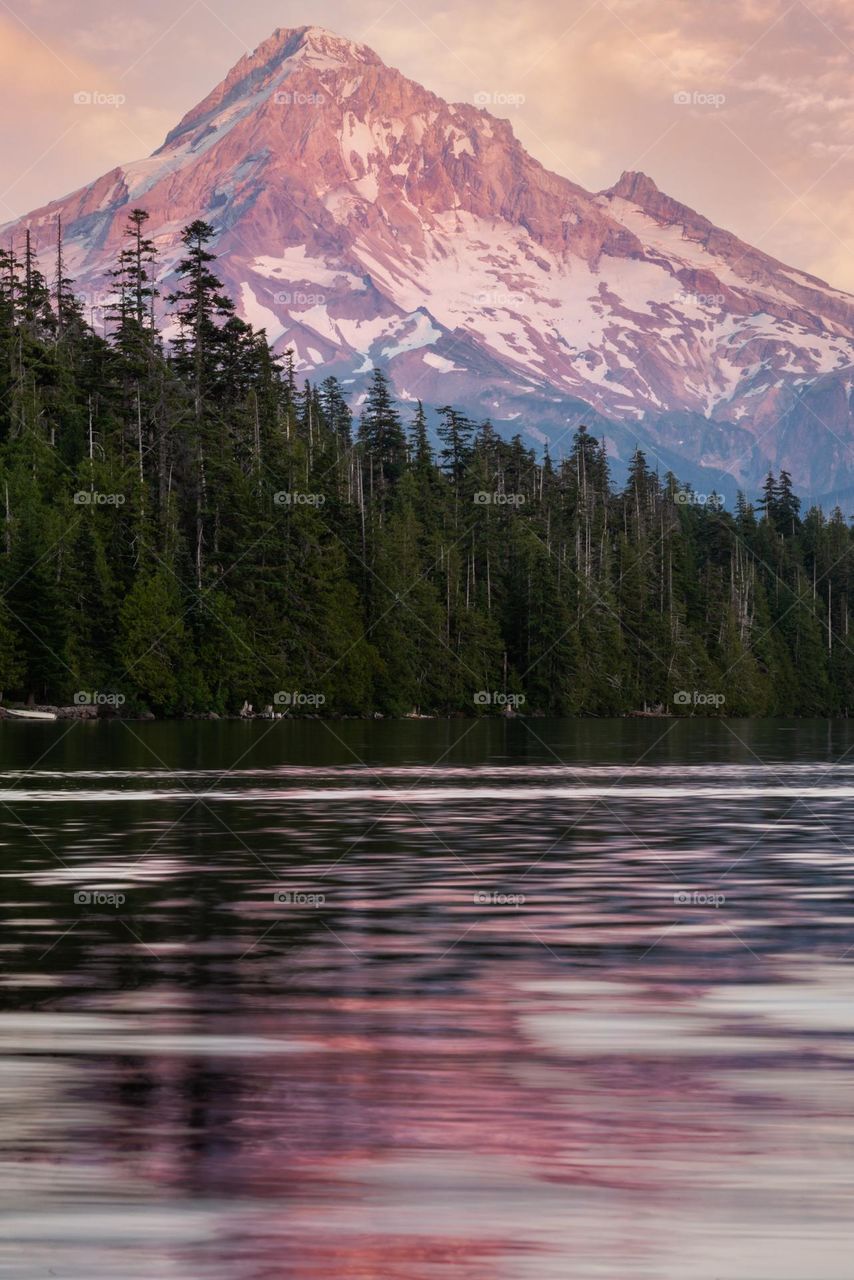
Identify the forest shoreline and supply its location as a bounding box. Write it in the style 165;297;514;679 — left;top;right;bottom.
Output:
3;211;851;721
6;705;848;723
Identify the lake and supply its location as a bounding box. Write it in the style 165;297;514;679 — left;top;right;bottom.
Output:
2;717;854;1279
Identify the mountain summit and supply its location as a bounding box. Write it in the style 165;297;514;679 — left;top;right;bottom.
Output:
8;24;854;498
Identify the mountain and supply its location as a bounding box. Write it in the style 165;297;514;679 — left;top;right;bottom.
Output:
6;24;854;501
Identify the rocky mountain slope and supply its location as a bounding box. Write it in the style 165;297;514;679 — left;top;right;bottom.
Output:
7;24;854;499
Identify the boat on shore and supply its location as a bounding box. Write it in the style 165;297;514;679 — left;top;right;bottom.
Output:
5;708;58;722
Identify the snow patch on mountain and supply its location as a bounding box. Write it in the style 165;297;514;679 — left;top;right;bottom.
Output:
423;352;466;373
239;283;285;341
8;24;854;496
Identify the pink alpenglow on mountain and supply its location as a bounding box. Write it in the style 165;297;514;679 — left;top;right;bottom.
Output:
8;25;854;498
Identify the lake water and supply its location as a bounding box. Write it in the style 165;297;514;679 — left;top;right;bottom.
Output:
2;717;854;1280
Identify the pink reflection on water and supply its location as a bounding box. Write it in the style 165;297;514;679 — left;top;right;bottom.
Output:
6;955;854;1278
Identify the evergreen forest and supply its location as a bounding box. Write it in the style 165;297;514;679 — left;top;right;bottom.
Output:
1;210;851;718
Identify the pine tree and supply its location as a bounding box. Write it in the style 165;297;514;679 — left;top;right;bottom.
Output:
436;405;474;491
167;219;234;417
357;367;406;505
119;569;192;713
5;508;69;703
776;469;801;536
0;211;846;722
757;471;778;525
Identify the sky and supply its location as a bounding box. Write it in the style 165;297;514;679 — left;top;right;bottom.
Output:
1;0;854;286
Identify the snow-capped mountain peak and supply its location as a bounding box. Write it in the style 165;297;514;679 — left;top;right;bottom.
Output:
6;26;854;499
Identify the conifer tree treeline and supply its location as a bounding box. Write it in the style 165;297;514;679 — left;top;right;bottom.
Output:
0;210;851;717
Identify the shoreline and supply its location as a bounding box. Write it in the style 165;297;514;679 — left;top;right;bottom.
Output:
2;706;843;723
